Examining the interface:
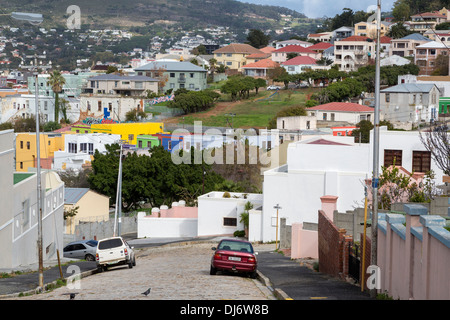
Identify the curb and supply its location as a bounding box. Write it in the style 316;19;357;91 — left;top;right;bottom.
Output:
256;270;292;300
0;268;98;299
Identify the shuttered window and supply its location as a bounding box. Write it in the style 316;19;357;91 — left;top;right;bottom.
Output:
384;149;402;167
412;151;431;173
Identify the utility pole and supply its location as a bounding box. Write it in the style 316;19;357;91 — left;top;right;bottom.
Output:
370;0;382;299
113;143;123;237
273;204;282;250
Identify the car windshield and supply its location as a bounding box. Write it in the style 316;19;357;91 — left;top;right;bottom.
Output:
98;238;123;250
218;240;253;253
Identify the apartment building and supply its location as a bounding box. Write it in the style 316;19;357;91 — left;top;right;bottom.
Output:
333;36;376;72
212;43;262;72
414;41;448;75
389;33;431;57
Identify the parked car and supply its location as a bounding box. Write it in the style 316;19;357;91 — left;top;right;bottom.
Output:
96;236;136;272
63;240;98;261
266;85;281;90
210;238;258;278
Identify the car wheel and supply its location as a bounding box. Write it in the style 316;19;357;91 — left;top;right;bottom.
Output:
133;256;136;266
249;271;257;279
210;265;216;275
85;254;95;261
103;266;108;272
97;266;103;273
128;260;133;269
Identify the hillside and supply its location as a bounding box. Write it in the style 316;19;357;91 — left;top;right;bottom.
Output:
0;0;308;31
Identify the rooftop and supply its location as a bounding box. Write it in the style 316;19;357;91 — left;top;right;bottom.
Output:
381;83;437;93
242;58;279;69
307;102;374;112
338;35;373;42
273;45;316;53
282;56;317;66
135;61;207;72
213;43;262;54
64;188;90;204
13;172;34;185
87;74;158;82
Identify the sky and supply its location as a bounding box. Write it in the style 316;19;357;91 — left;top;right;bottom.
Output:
236;0;395;18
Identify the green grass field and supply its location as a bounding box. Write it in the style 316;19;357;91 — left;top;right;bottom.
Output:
176;88;320;128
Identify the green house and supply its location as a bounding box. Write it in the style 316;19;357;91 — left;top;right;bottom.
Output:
439;97;450;114
136;135;160;149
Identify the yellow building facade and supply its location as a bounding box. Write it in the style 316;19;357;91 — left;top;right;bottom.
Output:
89;122;164;145
15;132;64;172
213;43;262;72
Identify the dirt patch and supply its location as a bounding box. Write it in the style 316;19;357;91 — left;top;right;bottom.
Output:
162;101;241;124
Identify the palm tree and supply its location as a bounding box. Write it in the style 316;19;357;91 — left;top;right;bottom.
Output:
47;70;66;122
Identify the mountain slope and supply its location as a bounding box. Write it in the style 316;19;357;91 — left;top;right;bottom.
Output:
0;0;307;30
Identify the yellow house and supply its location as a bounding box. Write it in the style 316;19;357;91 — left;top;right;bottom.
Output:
15;132;65;172
64;188;110;234
354;21;390;38
89;122;164;145
213;43;263;72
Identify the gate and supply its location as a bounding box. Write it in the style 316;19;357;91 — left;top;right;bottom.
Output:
348;241;360;283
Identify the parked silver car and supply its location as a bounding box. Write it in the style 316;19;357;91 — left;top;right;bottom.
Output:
63;240;98;261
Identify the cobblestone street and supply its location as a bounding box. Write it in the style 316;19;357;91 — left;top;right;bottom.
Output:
5;242;276;300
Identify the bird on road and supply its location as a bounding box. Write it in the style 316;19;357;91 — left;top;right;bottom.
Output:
141;288;151;296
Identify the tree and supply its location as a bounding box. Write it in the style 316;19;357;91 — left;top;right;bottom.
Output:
432;54;449;76
392;0;411;22
246;29;270;49
47;70;66;122
420;124;450;176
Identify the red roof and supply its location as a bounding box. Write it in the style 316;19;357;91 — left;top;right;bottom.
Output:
273;45;316;54
338;35;372;42
380;36;392;44
282;56;317;66
308;42;334;50
307;139;351;146
307;102;374;112
242;58;279;69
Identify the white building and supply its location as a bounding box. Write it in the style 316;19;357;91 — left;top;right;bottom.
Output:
0;129;64;270
252;127;445;243
1;94;56;123
53;133;121;171
197;192;263;237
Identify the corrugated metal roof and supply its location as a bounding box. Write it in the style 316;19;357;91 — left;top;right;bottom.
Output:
135;61;208;72
307;102;374;112
87;74;158;82
399;33;431;41
381;83;436;93
64;188;90;204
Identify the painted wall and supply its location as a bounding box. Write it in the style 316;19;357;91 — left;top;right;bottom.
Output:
137;212;198;238
197;192;263;237
90;122;164;145
15;133;64;172
64;190;110;234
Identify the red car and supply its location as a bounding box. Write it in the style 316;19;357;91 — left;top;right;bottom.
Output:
210;239;258;278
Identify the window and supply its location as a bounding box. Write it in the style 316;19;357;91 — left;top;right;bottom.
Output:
98;101;102;111
226;61;232;66
170;73;175;78
20;141;23;149
88;143;94;155
80;143;87;153
128;134;134;142
323;113;327;120
20;162;23;169
189;83;194;89
331;113;335;121
138;140;143;148
190;73;194;78
385;93;390;102
135;81;143;89
168;140;172;150
223;217;237;227
68;143;77;153
412;151;431;173
384;149;402;167
27;141;30;150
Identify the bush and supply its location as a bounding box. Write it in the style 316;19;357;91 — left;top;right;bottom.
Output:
233;230;245;237
222;192;231;198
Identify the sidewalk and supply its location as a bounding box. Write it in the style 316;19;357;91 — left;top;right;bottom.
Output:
255;249;374;300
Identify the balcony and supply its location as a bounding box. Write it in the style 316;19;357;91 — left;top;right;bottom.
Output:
178;77;186;83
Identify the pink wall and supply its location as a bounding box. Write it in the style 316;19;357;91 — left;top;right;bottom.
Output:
291;195;338;259
147;206;198;218
377;204;450;300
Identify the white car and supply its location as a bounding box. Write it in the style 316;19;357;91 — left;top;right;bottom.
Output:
266;85;281;90
96;236;136;272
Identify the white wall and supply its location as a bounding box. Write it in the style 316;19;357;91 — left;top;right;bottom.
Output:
137;212;198;238
197;192;263;237
260;137;370;243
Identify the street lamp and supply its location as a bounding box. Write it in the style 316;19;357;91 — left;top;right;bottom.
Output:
273;204;282;250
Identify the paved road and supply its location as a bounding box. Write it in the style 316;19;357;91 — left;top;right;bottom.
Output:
2;242;276;300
